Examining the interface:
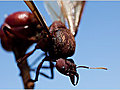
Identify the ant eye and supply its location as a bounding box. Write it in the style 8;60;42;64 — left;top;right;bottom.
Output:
61;66;65;71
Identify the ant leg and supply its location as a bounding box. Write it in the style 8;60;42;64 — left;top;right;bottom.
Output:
30;61;55;79
49;61;54;79
17;42;41;64
17;48;36;64
33;57;48;82
27;58;45;83
37;61;54;79
30;57;55;82
30;53;45;67
76;66;107;70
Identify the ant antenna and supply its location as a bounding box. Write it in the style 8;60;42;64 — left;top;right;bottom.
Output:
76;66;107;70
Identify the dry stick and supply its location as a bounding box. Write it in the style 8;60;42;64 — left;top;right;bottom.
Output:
13;44;34;89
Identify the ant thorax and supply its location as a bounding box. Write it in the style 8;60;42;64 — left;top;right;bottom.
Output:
48;21;76;59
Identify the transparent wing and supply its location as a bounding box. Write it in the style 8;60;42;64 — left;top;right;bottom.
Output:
44;1;65;24
57;0;85;36
44;1;85;36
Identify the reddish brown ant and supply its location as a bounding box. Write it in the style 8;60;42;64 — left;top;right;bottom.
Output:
0;1;107;86
16;1;107;86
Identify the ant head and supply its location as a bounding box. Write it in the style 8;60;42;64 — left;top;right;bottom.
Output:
56;58;79;86
56;58;107;86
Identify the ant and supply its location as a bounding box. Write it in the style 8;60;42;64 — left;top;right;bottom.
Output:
0;1;107;86
17;1;107;86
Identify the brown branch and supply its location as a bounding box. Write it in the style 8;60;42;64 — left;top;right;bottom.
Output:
12;41;34;89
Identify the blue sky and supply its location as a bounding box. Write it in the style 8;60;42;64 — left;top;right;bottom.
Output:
0;1;120;89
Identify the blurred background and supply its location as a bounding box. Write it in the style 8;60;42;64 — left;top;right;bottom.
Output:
0;1;120;89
